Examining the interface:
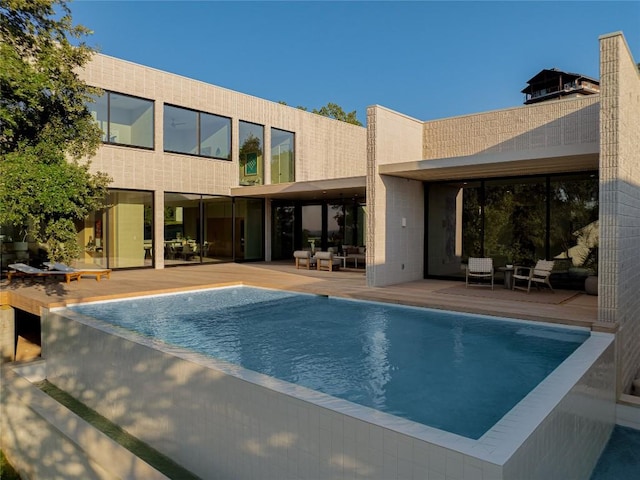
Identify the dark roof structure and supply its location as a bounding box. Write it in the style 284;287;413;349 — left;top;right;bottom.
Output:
522;68;600;104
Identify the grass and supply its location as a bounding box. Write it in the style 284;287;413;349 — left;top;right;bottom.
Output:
0;450;21;480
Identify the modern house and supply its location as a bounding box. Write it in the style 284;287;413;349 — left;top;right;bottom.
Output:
1;32;638;395
0;30;638;480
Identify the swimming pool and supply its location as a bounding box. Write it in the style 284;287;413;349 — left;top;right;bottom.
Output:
44;286;616;480
67;286;588;440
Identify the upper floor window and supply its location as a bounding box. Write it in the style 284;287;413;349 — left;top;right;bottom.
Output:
88;91;154;149
163;104;231;160
271;128;295;184
239;121;264;186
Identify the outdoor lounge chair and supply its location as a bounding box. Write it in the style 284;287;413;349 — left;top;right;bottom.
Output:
315;251;341;272
512;260;555;293
293;250;317;270
466;257;494;289
7;263;82;284
43;262;112;281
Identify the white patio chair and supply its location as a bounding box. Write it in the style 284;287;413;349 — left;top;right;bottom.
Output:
466;257;494;290
512;260;555;293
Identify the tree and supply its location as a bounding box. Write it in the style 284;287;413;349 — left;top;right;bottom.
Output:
278;101;363;126
0;0;111;264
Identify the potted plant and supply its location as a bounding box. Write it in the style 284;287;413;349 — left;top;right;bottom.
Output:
11;225;30;252
584;244;598;296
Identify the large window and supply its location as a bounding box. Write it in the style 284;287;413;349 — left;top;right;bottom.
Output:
271;204;295;260
271;128;295;183
234;198;264;261
163;193;263;265
549;174;599;271
76;190;153;269
239;121;264;186
88;92;154;149
271;198;366;261
164;193;201;265
426;173;599;284
163;105;231;159
484;178;547;266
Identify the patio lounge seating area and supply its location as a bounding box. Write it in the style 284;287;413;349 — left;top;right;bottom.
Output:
43;262;112;281
7;263;81;284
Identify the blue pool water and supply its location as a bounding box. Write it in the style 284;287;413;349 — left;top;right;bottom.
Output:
68;286;589;439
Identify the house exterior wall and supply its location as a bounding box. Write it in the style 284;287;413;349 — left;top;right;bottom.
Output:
422;96;600;160
598;32;640;394
79;54;366;268
366;106;424;287
80;54;367;195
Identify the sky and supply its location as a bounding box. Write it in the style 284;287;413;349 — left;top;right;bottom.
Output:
69;1;640;124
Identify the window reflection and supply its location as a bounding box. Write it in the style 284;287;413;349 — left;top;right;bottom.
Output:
201;113;230;159
163;105;231;159
87;91;154;148
164;105;197;155
426;173;599;286
271;128;294;183
239;121;264;185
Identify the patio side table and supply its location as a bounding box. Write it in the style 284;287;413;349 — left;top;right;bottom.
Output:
499;266;515;289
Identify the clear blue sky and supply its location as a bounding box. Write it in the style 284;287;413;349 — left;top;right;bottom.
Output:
70;1;640;124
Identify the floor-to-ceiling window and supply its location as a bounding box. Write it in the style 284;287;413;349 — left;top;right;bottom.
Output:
202;196;233;263
426;172;598;285
164;193;202;265
302;205;322;252
271;204;295;261
163;194;263;265
77;190;153;269
484;177;547;266
327;202;344;251
549;174;599;270
234;198;264;261
271;197;366;260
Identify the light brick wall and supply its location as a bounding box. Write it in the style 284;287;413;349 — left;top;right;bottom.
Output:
80;54;366;195
422;97;599;160
367;106;425;287
598;33;640;393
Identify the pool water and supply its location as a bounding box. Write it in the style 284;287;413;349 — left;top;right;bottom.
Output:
68;286;589;439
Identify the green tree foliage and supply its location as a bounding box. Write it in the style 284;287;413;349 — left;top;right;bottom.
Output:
0;0;111;264
279;101;363;126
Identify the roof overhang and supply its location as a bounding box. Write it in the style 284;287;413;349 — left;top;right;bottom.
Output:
378;144;599;182
230;176;366;201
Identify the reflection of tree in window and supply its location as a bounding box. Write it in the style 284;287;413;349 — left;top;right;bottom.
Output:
484;182;546;266
239;133;262;185
550;177;598;267
461;186;482;259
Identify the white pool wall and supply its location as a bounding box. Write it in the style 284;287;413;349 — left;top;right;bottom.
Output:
42;305;615;480
0;361;170;480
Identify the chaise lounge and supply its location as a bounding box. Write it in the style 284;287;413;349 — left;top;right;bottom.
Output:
44;262;112;281
8;263;82;284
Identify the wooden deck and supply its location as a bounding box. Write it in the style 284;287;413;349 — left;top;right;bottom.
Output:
2;261;600;329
